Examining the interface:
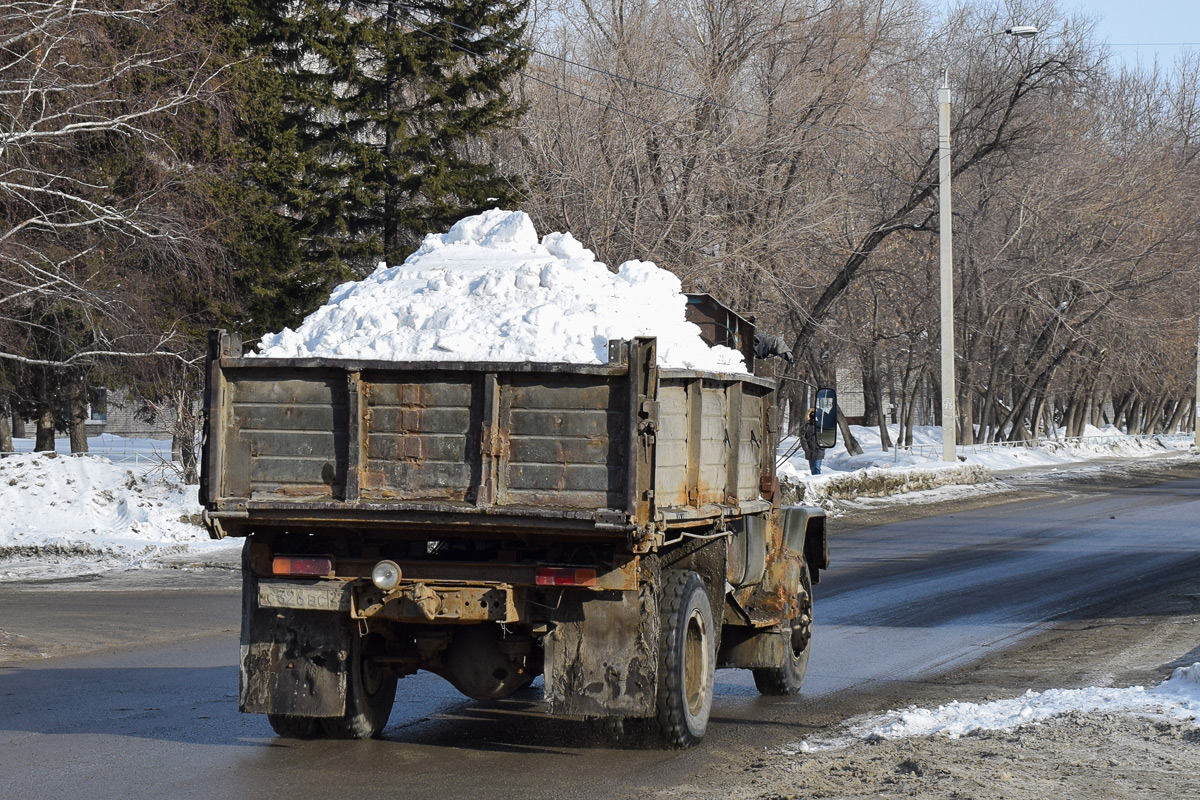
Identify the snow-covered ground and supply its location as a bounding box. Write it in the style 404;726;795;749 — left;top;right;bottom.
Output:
5;431;175;465
0;442;239;582
786;661;1200;753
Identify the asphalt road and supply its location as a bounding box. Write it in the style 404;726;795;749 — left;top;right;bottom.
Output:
3;462;1199;800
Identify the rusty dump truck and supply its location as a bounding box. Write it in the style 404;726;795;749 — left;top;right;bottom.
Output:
199;298;830;748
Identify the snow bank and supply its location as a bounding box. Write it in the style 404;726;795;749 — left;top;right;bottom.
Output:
780;463;992;504
777;423;1195;506
255;209;746;373
0;452;236;581
786;662;1200;753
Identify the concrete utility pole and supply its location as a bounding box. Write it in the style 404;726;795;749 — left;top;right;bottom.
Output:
936;25;1039;464
938;75;956;464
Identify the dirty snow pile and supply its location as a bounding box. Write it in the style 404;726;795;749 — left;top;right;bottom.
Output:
254;209;746;373
0;451;237;581
786;661;1200;753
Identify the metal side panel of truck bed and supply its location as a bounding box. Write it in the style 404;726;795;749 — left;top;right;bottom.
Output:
200;331;777;542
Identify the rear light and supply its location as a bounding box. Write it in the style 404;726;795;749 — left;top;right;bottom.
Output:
272;556;333;578
371;560;402;590
535;567;597;587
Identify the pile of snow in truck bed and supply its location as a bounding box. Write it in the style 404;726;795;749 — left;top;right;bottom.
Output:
254;210;746;372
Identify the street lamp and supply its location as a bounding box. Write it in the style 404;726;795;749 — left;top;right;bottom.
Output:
938;24;1039;463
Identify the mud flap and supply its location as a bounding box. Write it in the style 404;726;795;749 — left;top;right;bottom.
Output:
783;505;828;582
239;571;350;717
543;584;659;718
718;626;787;668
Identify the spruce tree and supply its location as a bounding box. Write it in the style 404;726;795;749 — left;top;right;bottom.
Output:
248;0;529;272
198;0;349;337
366;1;530;261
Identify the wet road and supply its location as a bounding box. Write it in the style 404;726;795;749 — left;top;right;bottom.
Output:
3;463;1199;799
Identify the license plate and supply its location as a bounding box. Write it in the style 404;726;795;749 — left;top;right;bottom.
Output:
258;580;350;612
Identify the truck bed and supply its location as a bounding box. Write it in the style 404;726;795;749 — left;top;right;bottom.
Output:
201;332;776;540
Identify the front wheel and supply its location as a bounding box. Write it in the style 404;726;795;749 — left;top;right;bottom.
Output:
320;632;397;739
653;570;716;748
752;562;813;696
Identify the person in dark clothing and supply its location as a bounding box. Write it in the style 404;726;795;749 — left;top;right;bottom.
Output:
800;408;825;475
753;333;793;364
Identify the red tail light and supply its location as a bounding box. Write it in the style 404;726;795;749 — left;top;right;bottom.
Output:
272;556;333;577
535;567;597;587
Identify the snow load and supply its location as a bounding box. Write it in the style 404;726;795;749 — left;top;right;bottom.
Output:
254;210;747;373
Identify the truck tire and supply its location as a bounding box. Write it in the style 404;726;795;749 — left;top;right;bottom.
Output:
653;570;715;748
320;633;397;740
752;562;813;696
267;714;321;739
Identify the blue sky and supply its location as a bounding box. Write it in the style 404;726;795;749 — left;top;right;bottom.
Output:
1078;0;1199;66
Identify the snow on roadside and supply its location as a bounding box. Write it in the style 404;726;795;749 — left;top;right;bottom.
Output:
783;463;994;505
779;423;1196;507
254;209;746;373
0;451;238;582
785;662;1200;754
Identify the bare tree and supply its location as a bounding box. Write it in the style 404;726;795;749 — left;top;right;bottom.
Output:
1;0;223;451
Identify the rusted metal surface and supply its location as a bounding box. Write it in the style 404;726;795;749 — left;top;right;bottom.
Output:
718;627;788;668
353;582;519;623
202;330;780;536
725;505;820;628
783;505;829;582
684;293;756;367
726;514;768;587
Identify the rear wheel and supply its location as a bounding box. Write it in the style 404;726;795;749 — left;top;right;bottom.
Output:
752;562;813;696
653;570;715;748
267;713;321;739
320;632;397;739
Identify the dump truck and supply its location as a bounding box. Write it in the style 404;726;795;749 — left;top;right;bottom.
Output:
199;297;832;748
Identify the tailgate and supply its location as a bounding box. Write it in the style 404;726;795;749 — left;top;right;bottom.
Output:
201;332;644;519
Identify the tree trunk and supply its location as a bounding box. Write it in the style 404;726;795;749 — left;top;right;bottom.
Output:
1130;398;1145;434
788;384;807;433
0;399;12;455
1112;390;1134;432
11;411;25;438
977;383;996;443
1030;394;1046;441
1166;395;1189;433
838;407;863;456
67;374;89;454
861;345;881;429
904;385;918;448
959;389;975;446
181;436;198;484
861;345;892;451
35;406;55;451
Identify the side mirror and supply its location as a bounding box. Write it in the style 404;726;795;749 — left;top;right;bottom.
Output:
815;387;837;449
